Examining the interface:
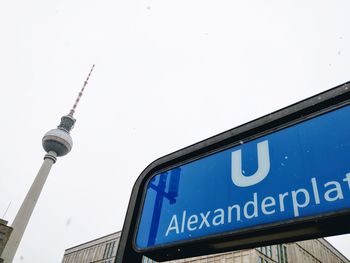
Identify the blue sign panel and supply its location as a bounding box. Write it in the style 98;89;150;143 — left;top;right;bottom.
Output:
136;105;350;250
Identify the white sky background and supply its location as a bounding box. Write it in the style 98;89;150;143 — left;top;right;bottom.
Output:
0;0;350;262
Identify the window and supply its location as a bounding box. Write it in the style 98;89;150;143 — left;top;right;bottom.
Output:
280;245;284;263
277;244;288;263
267;246;272;258
257;246;273;263
142;257;155;263
283;245;288;263
276;246;280;262
258;246;272;258
103;241;116;259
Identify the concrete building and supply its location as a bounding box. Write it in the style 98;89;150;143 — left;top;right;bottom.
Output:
62;232;120;263
0;219;12;263
62;231;349;263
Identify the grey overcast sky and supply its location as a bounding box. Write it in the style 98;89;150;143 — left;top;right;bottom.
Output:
1;0;350;262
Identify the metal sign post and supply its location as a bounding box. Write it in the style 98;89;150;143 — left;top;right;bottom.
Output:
116;81;350;263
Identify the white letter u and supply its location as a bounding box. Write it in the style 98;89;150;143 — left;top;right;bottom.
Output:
231;140;270;187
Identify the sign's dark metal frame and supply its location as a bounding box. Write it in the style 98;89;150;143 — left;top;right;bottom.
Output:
116;81;350;263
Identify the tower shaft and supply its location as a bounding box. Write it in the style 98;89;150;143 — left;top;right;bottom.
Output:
1;152;57;262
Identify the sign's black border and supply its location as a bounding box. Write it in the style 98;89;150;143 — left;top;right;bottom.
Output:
116;81;350;263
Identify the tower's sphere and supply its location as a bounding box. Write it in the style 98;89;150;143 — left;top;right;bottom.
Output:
42;128;73;156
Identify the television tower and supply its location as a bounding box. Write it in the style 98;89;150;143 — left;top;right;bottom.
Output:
1;65;95;263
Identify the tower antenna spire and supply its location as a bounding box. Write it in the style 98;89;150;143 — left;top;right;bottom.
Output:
69;64;95;117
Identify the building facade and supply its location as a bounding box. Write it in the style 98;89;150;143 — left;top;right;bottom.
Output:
62;232;120;263
62;231;349;263
0;219;13;263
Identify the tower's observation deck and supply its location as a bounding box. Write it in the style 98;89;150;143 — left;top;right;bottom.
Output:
42;115;75;157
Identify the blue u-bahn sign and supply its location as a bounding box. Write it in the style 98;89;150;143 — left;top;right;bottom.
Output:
116;82;350;263
136;105;350;249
